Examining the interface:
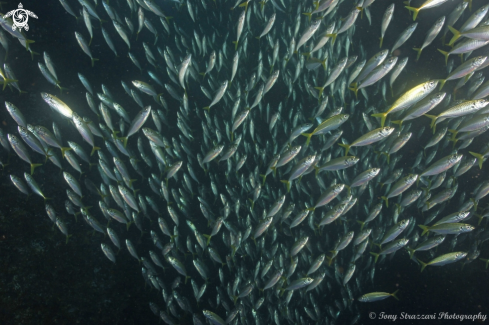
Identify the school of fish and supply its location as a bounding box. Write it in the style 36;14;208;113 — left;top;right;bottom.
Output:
1;0;489;323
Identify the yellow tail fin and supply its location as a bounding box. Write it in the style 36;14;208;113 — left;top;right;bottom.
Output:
424;114;438;133
302;133;313;146
447;26;461;46
437;49;449;65
413;47;422;62
371;112;387;127
469;151;484;169
404;6;420;21
338;143;351;156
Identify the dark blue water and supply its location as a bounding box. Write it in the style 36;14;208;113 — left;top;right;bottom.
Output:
0;0;489;324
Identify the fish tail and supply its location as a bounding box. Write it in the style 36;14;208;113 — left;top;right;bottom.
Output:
248;198;254;210
203;106;210;111
128;179;137;188
321;58;327;70
469;151;484;169
122;136;130;148
438;78;447;91
238;0;249;12
58;85;69;94
302;12;312;22
280;180;291;192
418;224;430;236
437;49;449;65
447;129;458;143
417;258;428;272
470;198;478;212
270;166;277;177
326;33;337;45
91;58;99;67
314;166;319;176
203;234;212;246
338;143;351;156
356;220;365;230
447;26;461;46
302;133;313;146
379;37;383;48
391;120;403;128
326;255;334;266
307;207;315;212
348;83;358;99
185;276;190;284
413;47;422;62
232;41;238;50
370;252;380;263
24;38;35;51
407;248;416;259
2;78;17;91
301;52;310;58
31;163;42;175
424;114;438;131
314;86;324;98
90;146;101;156
391;289;399;300
480;258;489;269
25;46;35;59
381;196;388;207
358;6;364;19
313;1;319;10
260;174;267;185
66;234;72;244
371;112;387;127
404;6;420;21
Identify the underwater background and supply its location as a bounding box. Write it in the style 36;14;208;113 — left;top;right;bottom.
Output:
0;0;489;324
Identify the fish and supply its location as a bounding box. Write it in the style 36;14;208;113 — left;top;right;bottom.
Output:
358;290;399;302
405;0;450;21
203;81;228;111
372;80;438;127
413;16;445;61
339;127;395;156
417;252;467;272
380;4;395;48
75;31;98;67
3;0;489;322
